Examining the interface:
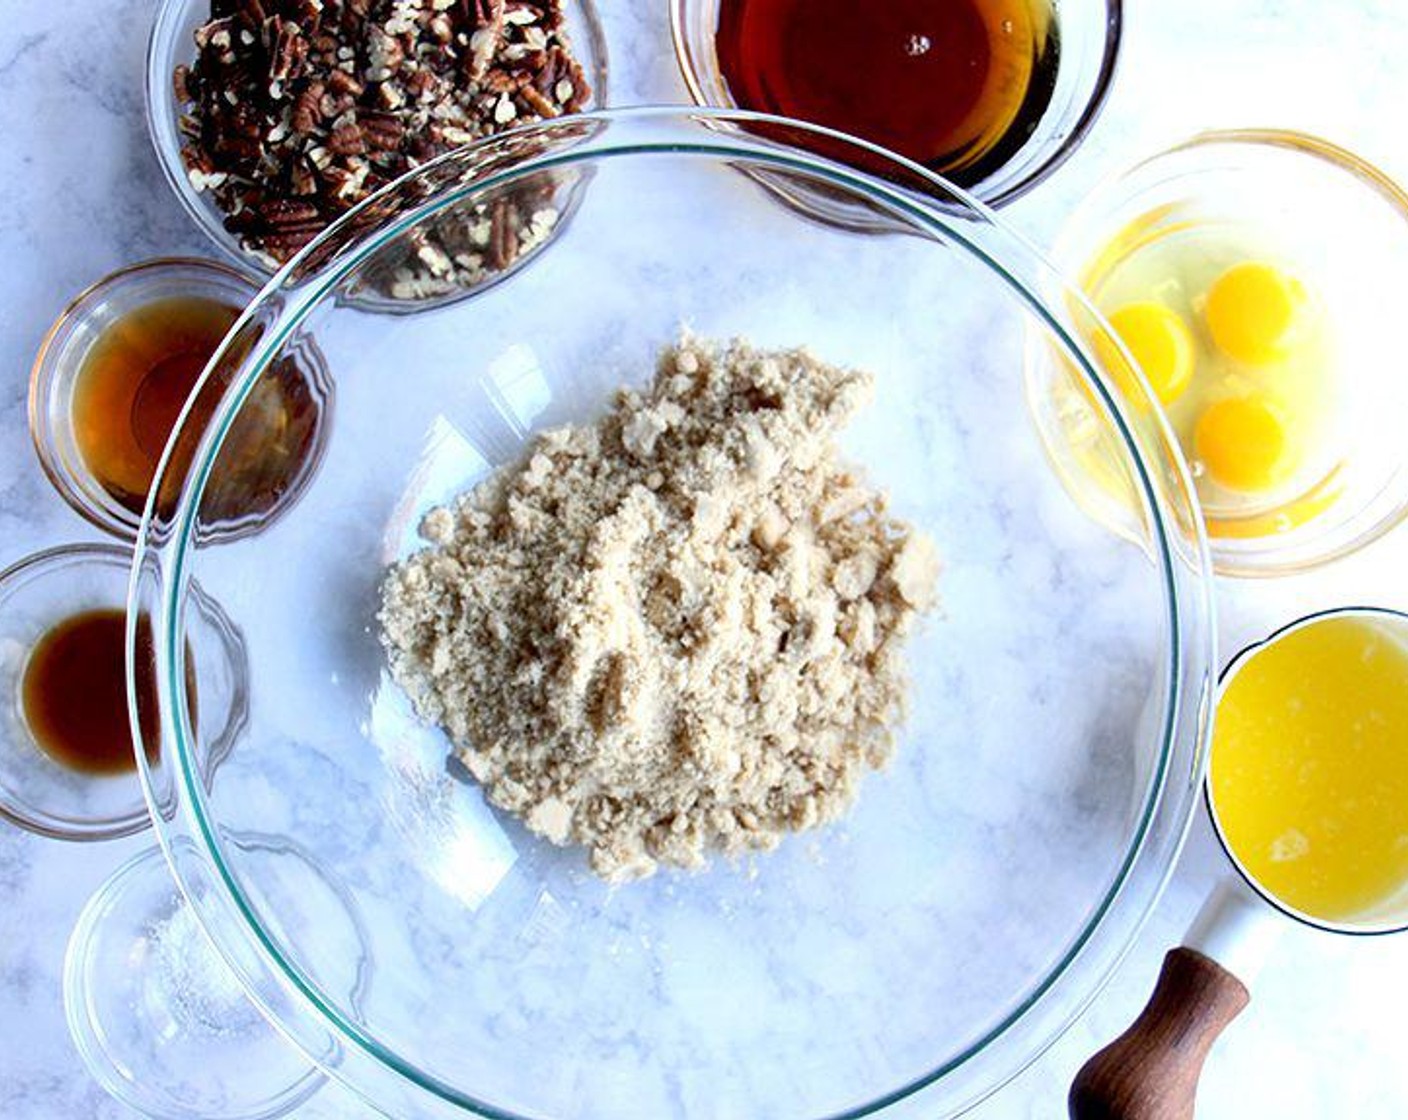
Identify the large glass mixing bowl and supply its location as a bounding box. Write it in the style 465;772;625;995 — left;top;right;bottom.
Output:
129;108;1215;1119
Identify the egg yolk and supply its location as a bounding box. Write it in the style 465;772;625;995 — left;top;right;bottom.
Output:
1205;261;1305;365
1102;302;1195;405
1195;396;1293;492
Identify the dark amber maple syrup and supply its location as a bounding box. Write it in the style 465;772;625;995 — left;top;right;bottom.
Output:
716;0;1060;186
22;611;145;775
20;610;193;776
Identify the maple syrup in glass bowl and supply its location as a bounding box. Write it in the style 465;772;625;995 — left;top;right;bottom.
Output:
674;0;1121;208
130;109;1212;1120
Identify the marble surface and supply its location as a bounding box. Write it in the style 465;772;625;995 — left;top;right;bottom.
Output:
4;1;1408;1117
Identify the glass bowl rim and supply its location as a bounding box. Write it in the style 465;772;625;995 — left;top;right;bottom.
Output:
0;541;153;842
1047;126;1408;578
143;0;615;276
28;255;264;542
666;0;1125;209
131;105;1215;1119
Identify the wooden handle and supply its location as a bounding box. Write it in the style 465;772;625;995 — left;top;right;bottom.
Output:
1068;947;1250;1120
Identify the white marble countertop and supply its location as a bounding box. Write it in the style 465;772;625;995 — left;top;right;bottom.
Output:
4;1;1408;1117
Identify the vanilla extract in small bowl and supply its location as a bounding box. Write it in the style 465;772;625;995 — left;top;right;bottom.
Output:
20;609;151;777
0;546;171;839
0;543;245;841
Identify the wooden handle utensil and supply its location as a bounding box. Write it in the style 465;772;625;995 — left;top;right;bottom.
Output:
1068;947;1250;1120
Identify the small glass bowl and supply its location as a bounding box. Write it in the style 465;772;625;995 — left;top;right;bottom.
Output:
1028;130;1408;577
0;543;250;842
145;0;611;276
29;257;262;542
0;544;151;840
64;844;329;1120
670;0;1122;209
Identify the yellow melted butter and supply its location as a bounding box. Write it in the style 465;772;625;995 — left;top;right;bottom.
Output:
1211;615;1408;924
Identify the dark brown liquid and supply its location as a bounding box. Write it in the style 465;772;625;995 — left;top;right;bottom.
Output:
72;295;329;533
716;0;1059;185
20;611;156;776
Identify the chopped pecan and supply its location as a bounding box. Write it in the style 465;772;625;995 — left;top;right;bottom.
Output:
260;228;321;259
327;68;364;97
173;63;195;104
483;69;525;93
404;66;438;101
554;50;589;109
376;80;408;110
291;158;318;195
181;145;218;175
487;197;516;271
290;79;325;133
260;198;322;229
359;110;407;151
193;16;236;51
366;27;406;81
177;0;589;274
268;20;307;85
317;162;354;196
467;0;507;80
518;83;557;119
427;13;454;43
294;0;324;27
534;44;562;94
327;122;367;156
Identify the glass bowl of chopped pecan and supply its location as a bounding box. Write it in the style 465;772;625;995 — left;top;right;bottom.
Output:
146;0;608;279
126;108;1216;1120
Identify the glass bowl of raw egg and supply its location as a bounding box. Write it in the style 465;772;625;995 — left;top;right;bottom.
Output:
1027;129;1408;576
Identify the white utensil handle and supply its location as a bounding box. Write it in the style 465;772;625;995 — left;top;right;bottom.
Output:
1184;877;1283;985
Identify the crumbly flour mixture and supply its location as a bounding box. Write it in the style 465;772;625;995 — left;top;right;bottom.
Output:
380;337;938;881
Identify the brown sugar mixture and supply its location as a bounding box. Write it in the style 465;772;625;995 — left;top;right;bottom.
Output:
380;338;939;881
